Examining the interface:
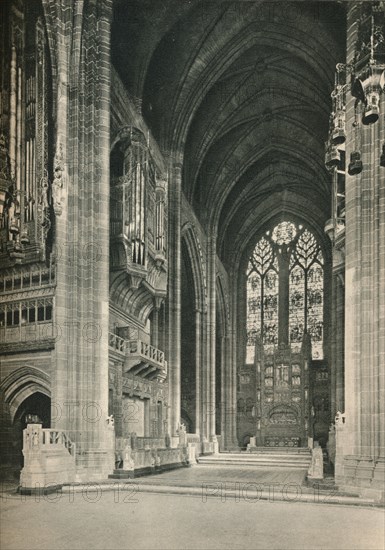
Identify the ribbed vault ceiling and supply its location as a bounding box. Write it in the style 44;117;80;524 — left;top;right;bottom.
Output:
112;1;346;268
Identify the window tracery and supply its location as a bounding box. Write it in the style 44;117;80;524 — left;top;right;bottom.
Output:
246;222;324;362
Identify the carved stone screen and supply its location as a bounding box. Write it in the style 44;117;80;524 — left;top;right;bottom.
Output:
255;343;310;447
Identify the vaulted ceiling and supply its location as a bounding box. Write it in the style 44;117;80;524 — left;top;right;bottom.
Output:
112;1;346;268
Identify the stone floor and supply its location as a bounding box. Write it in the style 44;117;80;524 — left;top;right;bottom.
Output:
1;486;384;550
1;465;384;550
124;464;308;486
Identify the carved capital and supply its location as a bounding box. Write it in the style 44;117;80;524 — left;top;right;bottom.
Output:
129;272;144;290
153;295;165;311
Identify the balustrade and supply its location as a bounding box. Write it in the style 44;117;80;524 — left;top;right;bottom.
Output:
23;426;75;456
136;437;166;449
108;332;167;379
108;332;127;353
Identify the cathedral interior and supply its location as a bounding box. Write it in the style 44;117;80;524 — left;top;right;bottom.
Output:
0;0;384;501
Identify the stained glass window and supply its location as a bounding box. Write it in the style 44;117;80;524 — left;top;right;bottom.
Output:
246;222;324;362
289;265;305;346
306;263;324;359
246;271;261;364
246;238;279;363
262;266;278;352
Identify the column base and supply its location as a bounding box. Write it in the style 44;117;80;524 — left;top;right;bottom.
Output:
211;435;219;454
336;455;385;504
187;443;197;465
201;440;214;455
75;449;115;482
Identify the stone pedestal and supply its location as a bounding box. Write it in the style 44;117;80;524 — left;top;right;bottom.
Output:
187;443;197;465
372;458;385;485
20;425;76;493
341;455;359;485
355;457;375;487
307;445;323;480
202;440;214;455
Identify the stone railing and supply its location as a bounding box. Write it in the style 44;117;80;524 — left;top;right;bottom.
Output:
138;340;165;366
112;435;190;478
23;426;76;456
108;332;127;354
108;332;167;380
135;437;166;450
41;429;76;455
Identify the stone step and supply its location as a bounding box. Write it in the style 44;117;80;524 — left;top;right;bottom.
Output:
198;460;311;469
199;452;311;469
242;448;311;455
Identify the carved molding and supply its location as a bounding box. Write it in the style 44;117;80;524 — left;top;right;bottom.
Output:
0;338;55;354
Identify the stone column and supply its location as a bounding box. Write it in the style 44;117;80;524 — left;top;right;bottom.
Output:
335;271;345;416
330;273;337;421
221;332;229;448
195;308;202;435
229;269;240;449
200;308;209;443
343;2;365;462
230;326;238;448
43;0;113;480
220;333;229;444
330;266;345;421
340;3;385;493
167;159;182;440
207;236;217;449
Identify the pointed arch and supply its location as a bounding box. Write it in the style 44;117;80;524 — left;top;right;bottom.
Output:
181;222;207;312
216;272;229;337
1;366;51;423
